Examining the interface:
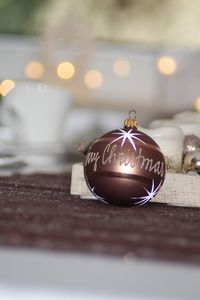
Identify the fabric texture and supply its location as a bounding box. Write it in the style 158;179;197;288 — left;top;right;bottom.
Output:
0;173;200;265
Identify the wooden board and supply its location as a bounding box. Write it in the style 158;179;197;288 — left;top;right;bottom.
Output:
71;163;200;207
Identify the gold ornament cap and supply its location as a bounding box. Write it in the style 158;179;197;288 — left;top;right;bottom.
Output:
124;110;138;129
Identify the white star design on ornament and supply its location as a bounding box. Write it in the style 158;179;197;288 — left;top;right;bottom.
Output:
111;129;145;151
131;179;162;206
91;187;108;204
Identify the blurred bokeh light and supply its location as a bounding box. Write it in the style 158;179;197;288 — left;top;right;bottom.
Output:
84;70;103;89
0;79;15;96
195;97;200;112
112;59;131;77
57;62;75;80
157;56;177;75
25;61;45;80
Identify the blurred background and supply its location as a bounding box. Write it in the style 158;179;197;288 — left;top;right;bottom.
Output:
1;4;200;300
1;0;200;171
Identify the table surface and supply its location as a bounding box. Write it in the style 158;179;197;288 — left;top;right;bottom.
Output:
0;173;200;265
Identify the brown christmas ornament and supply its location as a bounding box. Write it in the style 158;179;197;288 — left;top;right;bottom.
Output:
84;110;166;206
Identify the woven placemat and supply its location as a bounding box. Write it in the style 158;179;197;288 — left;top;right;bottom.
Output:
0;173;200;265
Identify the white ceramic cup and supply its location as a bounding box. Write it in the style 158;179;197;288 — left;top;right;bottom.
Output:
2;82;73;144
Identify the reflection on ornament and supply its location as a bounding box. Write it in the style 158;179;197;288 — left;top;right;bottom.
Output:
131;179;162;206
111;128;146;150
183;150;200;175
183;135;200;157
91;187;107;204
84;111;166;206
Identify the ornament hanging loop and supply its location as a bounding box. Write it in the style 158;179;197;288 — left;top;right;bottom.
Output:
124;109;138;129
129;109;137;120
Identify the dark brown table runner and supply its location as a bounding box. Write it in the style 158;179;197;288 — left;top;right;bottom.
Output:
0;173;200;265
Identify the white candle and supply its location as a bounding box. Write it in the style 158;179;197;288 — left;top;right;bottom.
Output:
149;119;200;138
174;111;200;123
139;126;184;171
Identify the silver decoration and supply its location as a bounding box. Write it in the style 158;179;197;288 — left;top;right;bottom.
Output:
183;135;200;156
183;150;200;175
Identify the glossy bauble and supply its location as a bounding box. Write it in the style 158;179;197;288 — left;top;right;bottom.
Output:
84;126;166;206
183;150;200;175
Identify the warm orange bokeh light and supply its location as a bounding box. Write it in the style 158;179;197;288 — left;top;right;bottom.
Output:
195;97;200;112
57;62;75;80
0;79;15;96
25;61;45;80
113;59;131;77
84;70;103;89
157;56;177;75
